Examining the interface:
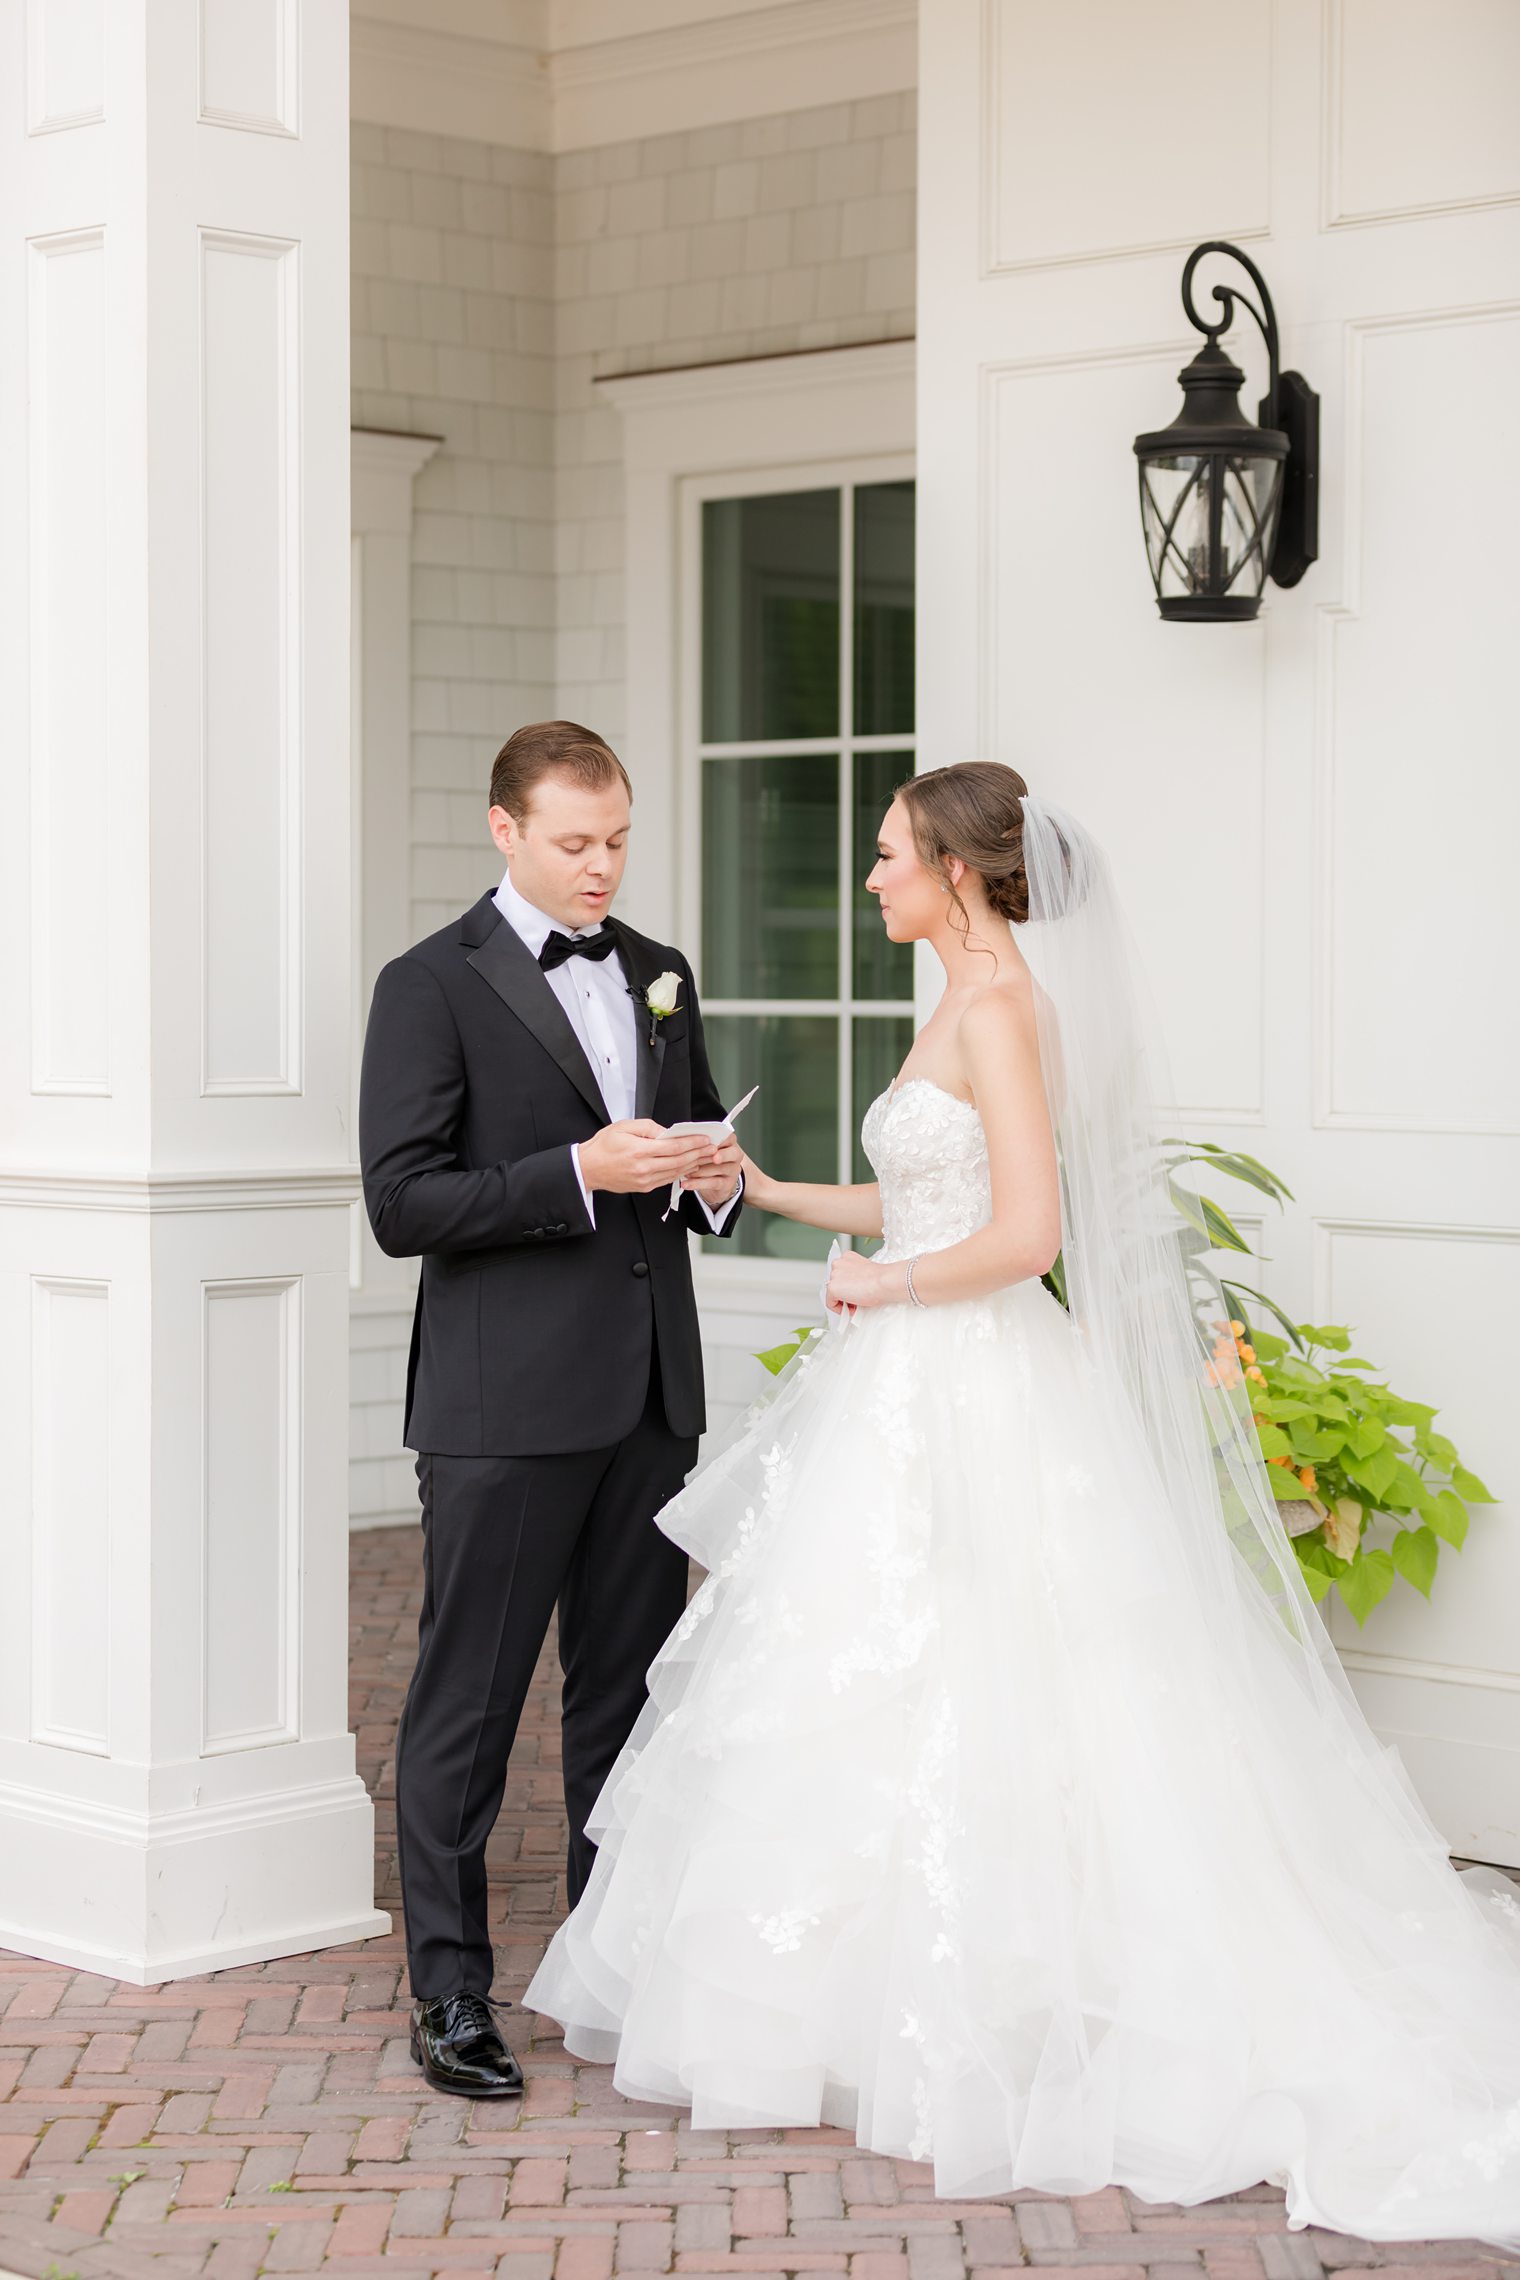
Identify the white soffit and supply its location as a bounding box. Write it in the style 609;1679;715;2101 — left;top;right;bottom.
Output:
350;0;917;153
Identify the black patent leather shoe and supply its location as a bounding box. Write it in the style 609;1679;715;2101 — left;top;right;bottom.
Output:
409;1991;523;2098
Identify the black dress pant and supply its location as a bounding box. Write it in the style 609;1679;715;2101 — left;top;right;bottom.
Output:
394;1348;697;1999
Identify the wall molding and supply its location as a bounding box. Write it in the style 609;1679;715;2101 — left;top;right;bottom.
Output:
1338;1647;1520;1699
598;334;914;412
978;0;1270;278
351;16;549;151
351;0;915;153
201;1276;302;1756
1312;302;1520;1137
1320;0;1520;232
25;0;105;134
198;227;304;1102
0;1170;362;1214
198;0;300;138
28;226;110;1101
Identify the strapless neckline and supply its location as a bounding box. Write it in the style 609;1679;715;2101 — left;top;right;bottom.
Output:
884;1075;979;1115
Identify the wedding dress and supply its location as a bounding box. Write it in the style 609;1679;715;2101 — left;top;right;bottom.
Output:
526;795;1520;2245
526;1074;1520;2239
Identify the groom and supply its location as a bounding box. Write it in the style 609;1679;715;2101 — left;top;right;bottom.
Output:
359;720;743;2097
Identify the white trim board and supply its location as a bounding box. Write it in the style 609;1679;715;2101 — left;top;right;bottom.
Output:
350;0;916;152
602;335;915;1334
602;337;914;941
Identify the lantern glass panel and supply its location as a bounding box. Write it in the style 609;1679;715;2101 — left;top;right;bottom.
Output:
1140;451;1284;601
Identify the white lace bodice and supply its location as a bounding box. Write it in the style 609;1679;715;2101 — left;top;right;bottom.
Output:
860;1078;992;1263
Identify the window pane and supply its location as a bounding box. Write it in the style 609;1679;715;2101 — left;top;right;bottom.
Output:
703;754;839;1000
853;481;915;735
851;1016;915;1183
703;1015;836;1261
703;491;840;743
852;749;915;1001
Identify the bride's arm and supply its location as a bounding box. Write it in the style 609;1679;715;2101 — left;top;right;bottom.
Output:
826;988;1059;1308
739;1154;883;1240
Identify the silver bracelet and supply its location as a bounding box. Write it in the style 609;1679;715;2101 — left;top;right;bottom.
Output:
904;1254;926;1308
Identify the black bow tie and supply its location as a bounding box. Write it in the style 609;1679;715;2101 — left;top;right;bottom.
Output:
538;923;618;972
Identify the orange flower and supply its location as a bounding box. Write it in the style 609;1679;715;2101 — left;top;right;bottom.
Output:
1297;1465;1316;1491
1245;1365;1265;1383
1228;1319;1245;1336
1237;1342;1256;1364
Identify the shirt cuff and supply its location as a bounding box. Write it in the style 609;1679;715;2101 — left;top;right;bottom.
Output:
570;1143;596;1230
694;1170;743;1232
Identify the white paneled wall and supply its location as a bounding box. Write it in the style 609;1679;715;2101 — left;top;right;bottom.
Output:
347;93;916;1526
918;0;1520;1863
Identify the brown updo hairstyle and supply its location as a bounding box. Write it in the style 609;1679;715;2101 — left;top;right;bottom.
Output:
895;761;1032;946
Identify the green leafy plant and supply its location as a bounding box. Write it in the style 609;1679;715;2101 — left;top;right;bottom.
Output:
756;1324;818;1376
1167;1139;1498;1625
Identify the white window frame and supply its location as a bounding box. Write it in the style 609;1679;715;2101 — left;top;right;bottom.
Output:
678;456;917;1199
597;341;916;1305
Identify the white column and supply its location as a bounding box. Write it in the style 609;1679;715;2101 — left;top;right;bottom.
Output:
0;1;389;1981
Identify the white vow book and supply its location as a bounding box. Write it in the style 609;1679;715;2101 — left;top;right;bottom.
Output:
661;1083;759;1219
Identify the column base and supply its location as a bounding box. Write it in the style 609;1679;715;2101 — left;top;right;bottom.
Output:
0;1773;392;1987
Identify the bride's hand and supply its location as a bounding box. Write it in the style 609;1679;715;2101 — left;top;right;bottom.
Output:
825;1248;905;1313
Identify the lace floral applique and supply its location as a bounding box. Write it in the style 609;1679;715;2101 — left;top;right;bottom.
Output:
862;1082;992;1266
673;1574;717;1642
906;1695;965;1964
908;2073;934;2163
827;1534;936;1693
749;1908;820;1954
1461;2099;1520;2181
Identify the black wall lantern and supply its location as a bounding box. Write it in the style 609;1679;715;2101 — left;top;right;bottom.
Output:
1134;240;1318;622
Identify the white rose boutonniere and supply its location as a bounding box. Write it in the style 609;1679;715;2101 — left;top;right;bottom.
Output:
645;971;682;1021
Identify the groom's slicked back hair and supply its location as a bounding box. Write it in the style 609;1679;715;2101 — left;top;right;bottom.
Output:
490;720;632;824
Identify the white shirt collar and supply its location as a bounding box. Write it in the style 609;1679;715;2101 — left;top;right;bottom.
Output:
493;865;603;959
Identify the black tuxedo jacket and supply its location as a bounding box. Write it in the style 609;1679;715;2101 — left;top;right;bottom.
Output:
359;892;742;1456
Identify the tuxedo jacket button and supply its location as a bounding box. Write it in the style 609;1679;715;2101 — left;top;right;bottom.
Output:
631;1259;649;1277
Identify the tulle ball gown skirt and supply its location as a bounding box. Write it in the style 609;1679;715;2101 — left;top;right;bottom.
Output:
526;1268;1520;2245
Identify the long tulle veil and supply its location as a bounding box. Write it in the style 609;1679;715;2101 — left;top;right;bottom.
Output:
1016;790;1503;1861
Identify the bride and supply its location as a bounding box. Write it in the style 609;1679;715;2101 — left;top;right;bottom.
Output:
525;761;1520;2244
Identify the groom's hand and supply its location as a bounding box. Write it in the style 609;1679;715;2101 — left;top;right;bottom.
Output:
579;1119;712;1196
679;1133;742;1207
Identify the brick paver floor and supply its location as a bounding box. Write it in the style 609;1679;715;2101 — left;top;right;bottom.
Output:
3;1524;1517;2280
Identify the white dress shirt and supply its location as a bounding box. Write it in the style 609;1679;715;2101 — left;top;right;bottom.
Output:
492;868;742;1235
